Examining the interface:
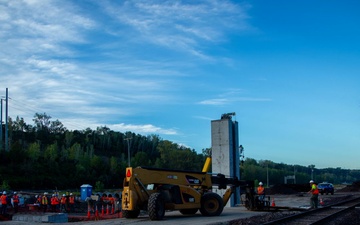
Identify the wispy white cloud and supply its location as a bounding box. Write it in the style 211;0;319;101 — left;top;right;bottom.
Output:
109;123;177;135
0;0;96;59
198;87;272;105
198;97;272;105
193;115;214;121
99;0;252;57
198;98;230;105
1;0;253;139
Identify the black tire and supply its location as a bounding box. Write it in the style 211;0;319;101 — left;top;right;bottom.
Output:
200;193;224;216
244;194;255;210
148;192;165;220
179;208;198;215
122;209;140;218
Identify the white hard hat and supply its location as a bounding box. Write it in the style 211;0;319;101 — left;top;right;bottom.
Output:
63;194;66;196
14;192;17;194
70;193;73;195
2;191;6;195
259;182;263;186
35;195;38;198
309;180;314;183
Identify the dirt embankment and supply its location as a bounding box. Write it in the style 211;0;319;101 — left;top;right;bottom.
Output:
337;181;360;192
265;181;360;195
265;183;309;195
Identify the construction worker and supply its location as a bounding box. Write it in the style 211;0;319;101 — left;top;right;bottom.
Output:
108;194;115;214
257;182;265;201
35;195;41;211
41;192;49;212
50;194;60;212
12;192;19;213
60;194;67;212
114;193;121;213
1;191;8;215
308;180;319;209
68;193;75;213
101;193;108;202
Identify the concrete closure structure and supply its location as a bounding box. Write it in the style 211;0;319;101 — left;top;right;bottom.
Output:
211;112;240;207
284;175;296;184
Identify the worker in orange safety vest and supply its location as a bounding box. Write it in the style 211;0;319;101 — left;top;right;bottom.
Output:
60;194;67;212
308;180;319;209
257;182;265;201
1;191;8;215
50;194;60;212
12;192;20;213
68;193;75;213
35;195;41;211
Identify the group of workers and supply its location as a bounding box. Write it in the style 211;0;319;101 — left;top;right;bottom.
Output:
256;180;320;209
34;192;75;213
0;191;20;215
1;180;320;215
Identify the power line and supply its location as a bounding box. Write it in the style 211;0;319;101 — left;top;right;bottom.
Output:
8;97;88;131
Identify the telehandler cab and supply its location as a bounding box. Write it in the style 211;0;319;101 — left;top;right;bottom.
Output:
121;157;267;220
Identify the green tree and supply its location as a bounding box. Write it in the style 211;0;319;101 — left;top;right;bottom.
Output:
132;152;150;167
28;142;41;162
44;143;58;162
50;119;67;134
33;112;52;132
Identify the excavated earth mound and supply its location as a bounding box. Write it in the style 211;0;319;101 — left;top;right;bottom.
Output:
266;183;309;195
337;181;360;192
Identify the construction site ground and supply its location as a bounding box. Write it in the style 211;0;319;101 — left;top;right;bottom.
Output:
0;192;346;225
2;183;360;225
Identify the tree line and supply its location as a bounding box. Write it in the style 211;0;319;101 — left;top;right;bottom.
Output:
0;113;359;191
240;158;360;186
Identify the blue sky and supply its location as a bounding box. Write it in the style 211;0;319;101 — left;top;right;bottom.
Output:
1;0;359;169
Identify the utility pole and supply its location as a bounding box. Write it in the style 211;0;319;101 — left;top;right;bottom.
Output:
266;164;268;188
5;88;8;152
125;135;132;167
0;98;2;151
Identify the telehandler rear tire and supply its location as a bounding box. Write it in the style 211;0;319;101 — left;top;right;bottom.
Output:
148;192;165;220
122;209;140;218
200;193;224;216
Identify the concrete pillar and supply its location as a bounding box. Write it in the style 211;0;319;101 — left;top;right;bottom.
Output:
211;114;240;207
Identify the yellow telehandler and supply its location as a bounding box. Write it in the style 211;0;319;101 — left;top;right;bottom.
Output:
121;157;264;220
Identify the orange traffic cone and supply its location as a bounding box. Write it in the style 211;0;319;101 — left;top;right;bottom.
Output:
320;198;324;206
94;205;99;221
87;205;91;219
101;205;104;216
106;204;109;215
271;198;276;207
111;204;114;214
119;210;123;218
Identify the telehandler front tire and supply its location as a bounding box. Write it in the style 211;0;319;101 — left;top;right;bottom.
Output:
148;192;165;220
200;193;224;216
122;209;140;218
